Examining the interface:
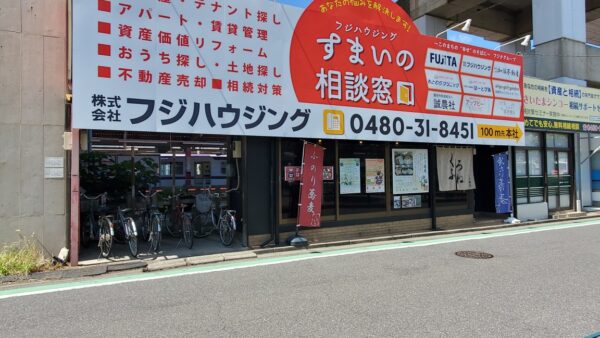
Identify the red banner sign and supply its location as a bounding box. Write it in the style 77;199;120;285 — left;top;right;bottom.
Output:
297;142;325;227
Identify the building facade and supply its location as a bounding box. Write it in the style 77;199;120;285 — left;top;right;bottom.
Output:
1;0;599;264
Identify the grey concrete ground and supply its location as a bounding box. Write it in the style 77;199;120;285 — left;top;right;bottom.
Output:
1;222;600;337
78;232;245;265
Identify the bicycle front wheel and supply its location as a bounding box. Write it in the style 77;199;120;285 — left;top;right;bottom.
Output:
193;212;212;238
139;212;149;242
182;213;193;249
219;214;235;246
164;211;180;238
149;214;161;253
126;217;138;257
98;217;113;258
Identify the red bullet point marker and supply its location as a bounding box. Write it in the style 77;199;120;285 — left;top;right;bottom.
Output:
98;66;111;78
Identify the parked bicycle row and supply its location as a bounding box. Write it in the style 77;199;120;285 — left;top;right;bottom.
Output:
80;188;237;258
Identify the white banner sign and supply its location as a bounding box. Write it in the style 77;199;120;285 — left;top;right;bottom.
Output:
436;147;476;191
72;0;524;146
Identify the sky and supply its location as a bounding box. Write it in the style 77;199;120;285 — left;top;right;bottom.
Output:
448;31;500;49
269;0;505;50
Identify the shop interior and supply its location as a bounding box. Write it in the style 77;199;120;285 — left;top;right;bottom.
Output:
77;130;244;263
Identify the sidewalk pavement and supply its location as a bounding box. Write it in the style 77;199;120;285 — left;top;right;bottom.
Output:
2;213;600;285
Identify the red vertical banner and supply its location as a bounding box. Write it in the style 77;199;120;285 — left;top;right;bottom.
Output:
297;142;325;228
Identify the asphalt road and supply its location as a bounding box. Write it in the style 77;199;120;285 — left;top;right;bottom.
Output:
1;221;600;337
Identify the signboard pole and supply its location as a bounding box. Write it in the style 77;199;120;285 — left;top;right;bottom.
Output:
69;129;80;266
429;145;437;230
289;141;309;247
504;149;520;224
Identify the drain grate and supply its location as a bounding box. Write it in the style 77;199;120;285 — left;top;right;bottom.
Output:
455;251;494;259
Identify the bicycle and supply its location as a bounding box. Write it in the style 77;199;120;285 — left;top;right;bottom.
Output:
138;190;162;253
97;212;114;258
163;193;193;249
193;190;236;246
80;192;107;248
192;188;213;239
110;206;139;257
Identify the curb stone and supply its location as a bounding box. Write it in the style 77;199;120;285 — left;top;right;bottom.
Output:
0;274;27;284
144;258;187;272
144;251;258;272
21;265;109;282
186;255;224;266
107;260;147;272
223;251;257;261
59;265;108;279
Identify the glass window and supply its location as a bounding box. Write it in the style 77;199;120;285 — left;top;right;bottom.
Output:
194;162;211;177
281;139;335;220
515;150;527;176
160;163;171;176
338;141;386;214
528;150;542;176
436;190;467;206
558;152;569;175
546;151;557;175
525;132;541;147
547;133;569;148
159;162;183;176
174;162;184;175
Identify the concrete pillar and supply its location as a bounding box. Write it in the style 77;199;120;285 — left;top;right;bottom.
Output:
532;0;587;85
414;15;448;37
532;0;592;209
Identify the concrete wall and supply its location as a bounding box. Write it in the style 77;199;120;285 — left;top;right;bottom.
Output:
0;0;68;255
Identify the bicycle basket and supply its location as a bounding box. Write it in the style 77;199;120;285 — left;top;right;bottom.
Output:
179;195;196;212
195;194;212;213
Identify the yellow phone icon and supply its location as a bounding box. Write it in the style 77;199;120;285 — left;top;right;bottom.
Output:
323;110;344;135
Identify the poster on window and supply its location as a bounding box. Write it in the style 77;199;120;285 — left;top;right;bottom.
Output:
437;147;476;191
392;149;429;194
339;158;361;194
402;195;422;208
393;195;402;209
365;159;385;193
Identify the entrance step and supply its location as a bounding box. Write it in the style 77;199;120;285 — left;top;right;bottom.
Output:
551;211;587;219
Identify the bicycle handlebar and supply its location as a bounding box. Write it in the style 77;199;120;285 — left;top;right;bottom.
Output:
81;192;107;200
138;190;161;199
